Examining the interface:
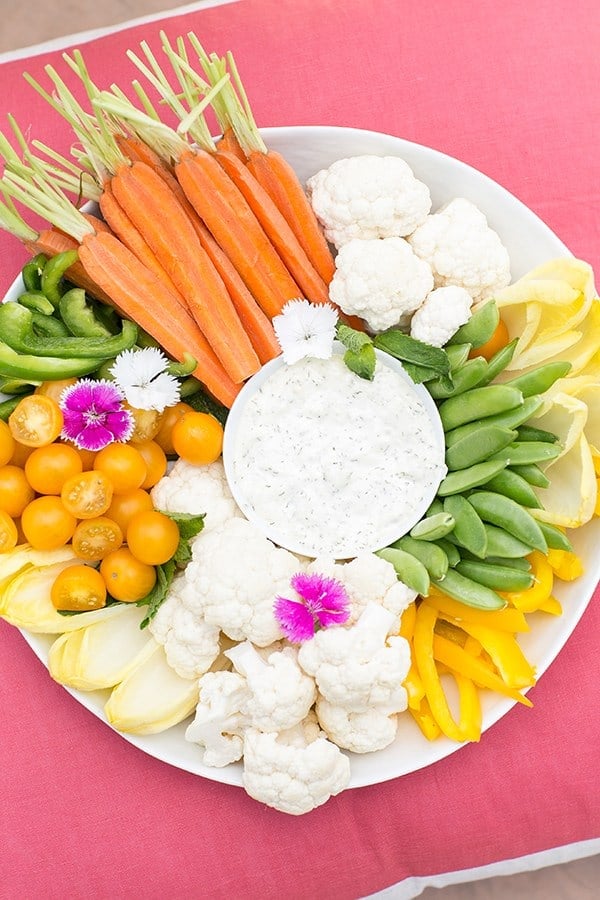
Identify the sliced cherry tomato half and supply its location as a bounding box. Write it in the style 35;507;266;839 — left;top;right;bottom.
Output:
61;470;113;519
8;395;63;447
0;421;15;468
0;510;18;553
72;516;124;561
51;564;107;611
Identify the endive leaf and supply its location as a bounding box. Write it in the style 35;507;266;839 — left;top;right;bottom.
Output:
530;392;588;460
532;433;597;528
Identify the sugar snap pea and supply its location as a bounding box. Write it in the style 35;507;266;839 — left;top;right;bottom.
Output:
445;426;516;469
483;524;534;558
434;539;461;567
409;512;455;541
428;357;488;399
391;536;449;580
484;468;543;509
439;385;523;432
453;395;544;433
476;338;519;385
467;491;547;553
504;361;572;397
455;560;534;591
376;548;430;595
536;520;573;552
40;250;79;307
426;499;445;517
448;300;499;349
516;425;559;443
485;556;532;571
429;567;506;611
438;459;508;495
490;441;561;467
443;494;488;558
509;463;550;488
21;254;47;293
445;343;472;371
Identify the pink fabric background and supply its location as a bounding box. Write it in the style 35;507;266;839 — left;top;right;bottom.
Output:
0;0;599;896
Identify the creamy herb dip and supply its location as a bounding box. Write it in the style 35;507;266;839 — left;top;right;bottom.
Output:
228;353;446;558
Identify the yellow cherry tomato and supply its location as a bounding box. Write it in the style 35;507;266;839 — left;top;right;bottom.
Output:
106;488;154;535
9;440;34;468
135;440;168;489
72;517;124;562
0;465;35;518
126;509;180;566
8;395;63;447
93;443;147;494
154;402;193;455
76;447;98;471
0;421;15;467
171;412;223;466
51;565;107;611
61;470;113;519
0;510;18;553
21;496;77;550
123;402;163;443
100;548;157;602
468;318;510;362
25;443;83;495
35;378;77;405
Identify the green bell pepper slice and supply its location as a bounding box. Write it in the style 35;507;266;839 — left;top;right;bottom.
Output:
59;288;113;338
0;338;106;381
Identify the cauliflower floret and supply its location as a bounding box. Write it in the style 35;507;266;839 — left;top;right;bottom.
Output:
242;719;351;815
408;198;511;302
410;285;473;347
151;459;242;532
329;237;434;332
225;641;316;733
183;518;302;647
185;670;248;767
306;155;431;248
316;697;400;754
308;553;416;631
297;604;410;713
148;573;221;680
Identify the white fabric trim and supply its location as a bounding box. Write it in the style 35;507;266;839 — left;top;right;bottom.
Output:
0;0;241;64
364;839;600;899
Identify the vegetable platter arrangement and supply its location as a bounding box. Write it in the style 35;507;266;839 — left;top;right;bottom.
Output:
0;33;599;817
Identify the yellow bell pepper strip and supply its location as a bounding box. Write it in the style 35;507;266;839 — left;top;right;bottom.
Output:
451;621;536;690
399;601;417;639
433;617;467;647
414;602;475;741
499;551;554;613
593;454;600;477
546;549;584;581
464;635;483;657
537;595;563;616
432;633;534;707
595;479;600;515
452;671;482;742
425;587;529;632
409;697;442;741
403;660;426;710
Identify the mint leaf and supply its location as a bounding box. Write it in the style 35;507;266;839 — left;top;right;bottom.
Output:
159;511;205;565
373;331;450;376
336;322;373;353
137;558;177;629
344;344;376;380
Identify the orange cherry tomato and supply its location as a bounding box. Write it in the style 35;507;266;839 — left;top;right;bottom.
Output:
76;447;97;470
171;412;223;466
34;378;77;405
0;421;15;467
61;470;113;519
72;516;123;562
106;489;154;535
0;465;35;518
123;402;163;443
135;440;168;489
126;510;180;566
154;402;193;455
0;510;18;553
51;564;107;611
8;395;63;447
100;548;157;602
93;443;147;494
25;443;83;495
9;440;34;468
468;318;510;362
21;496;77;550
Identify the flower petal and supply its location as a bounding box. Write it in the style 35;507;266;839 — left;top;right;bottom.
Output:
72;423;115;452
61;410;88;442
291;571;349;612
316;607;351;628
104;409;135;443
273;596;316;643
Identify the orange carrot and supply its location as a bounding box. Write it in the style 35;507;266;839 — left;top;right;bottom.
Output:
215;149;330;305
99;182;188;309
78;230;240;407
175;148;300;319
247;149;335;284
110;160;260;384
217;127;246;161
115;133;175;173
24;228;114;306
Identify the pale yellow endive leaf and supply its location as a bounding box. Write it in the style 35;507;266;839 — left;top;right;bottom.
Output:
532;433;597;528
530;392;588;460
